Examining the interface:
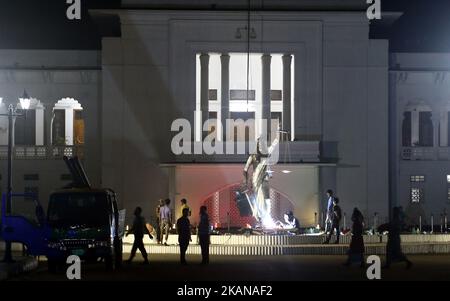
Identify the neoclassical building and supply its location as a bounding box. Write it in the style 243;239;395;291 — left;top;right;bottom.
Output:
390;53;450;226
0;1;393;228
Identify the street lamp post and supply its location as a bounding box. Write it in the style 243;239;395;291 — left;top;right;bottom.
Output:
2;90;31;263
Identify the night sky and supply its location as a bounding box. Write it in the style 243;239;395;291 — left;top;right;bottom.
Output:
0;0;450;52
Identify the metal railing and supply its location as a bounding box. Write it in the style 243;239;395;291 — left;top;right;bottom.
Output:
0;145;83;160
172;141;320;163
402;147;438;160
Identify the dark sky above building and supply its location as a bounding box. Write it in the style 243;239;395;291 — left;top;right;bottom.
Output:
0;0;449;52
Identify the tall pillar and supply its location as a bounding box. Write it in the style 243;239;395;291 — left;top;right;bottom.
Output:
200;53;210;140
261;54;272;142
440;111;448;147
44;105;53;146
411;110;419;145
220;54;230;142
65;108;74;145
0;105;8;145
282;54;292;140
35;104;45;146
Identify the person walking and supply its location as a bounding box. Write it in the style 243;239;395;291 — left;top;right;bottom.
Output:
324;198;342;244
160;198;172;246
198;206;210;265
177;208;191;265
155;199;164;244
324;189;334;233
344;208;365;267
126;207;152;264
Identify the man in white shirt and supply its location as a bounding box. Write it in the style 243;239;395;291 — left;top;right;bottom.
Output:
160;198;173;246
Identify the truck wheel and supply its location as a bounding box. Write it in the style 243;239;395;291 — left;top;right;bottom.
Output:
105;238;123;271
114;238;123;269
105;253;114;271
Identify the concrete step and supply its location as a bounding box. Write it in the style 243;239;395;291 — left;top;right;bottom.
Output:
123;234;450;246
123;242;450;256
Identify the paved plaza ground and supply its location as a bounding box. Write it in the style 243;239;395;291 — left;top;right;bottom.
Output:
6;254;450;281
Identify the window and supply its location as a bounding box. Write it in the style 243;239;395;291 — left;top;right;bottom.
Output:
447;175;450;183
74;110;85;146
230;90;256;101
447;188;450;201
208;89;218;101
418;111;433;147
270;90;282;101
196;53;294;141
402;112;412;147
52;110;65;145
411;188;423;203
410;175;425;182
447;112;450;147
15;110;36;145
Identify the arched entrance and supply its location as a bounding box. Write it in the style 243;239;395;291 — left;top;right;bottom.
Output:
202;183;294;228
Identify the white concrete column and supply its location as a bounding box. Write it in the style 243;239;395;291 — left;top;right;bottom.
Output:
411;110;420;146
440;111;448;147
200;53;210;140
45;106;53;146
282;54;292;140
220;53;230;142
261;54;272;141
0;105;8;145
35;105;45;146
65;108;74;145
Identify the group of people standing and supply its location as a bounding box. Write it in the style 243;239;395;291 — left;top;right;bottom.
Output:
324;189;412;269
323;189;366;267
323;190;342;244
126;189;412;269
127;198;211;265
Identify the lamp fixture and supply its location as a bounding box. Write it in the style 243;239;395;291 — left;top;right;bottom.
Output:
19;90;31;110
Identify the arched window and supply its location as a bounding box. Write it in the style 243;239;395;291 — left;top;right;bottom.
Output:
52;98;84;146
403;100;433;147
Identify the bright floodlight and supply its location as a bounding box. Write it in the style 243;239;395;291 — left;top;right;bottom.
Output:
19;90;31;110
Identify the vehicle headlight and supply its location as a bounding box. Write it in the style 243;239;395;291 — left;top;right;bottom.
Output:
91;241;109;248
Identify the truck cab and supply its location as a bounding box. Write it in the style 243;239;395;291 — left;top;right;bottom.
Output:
0;156;125;271
46;187;125;271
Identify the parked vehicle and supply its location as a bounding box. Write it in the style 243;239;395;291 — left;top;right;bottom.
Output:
0;156;125;271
